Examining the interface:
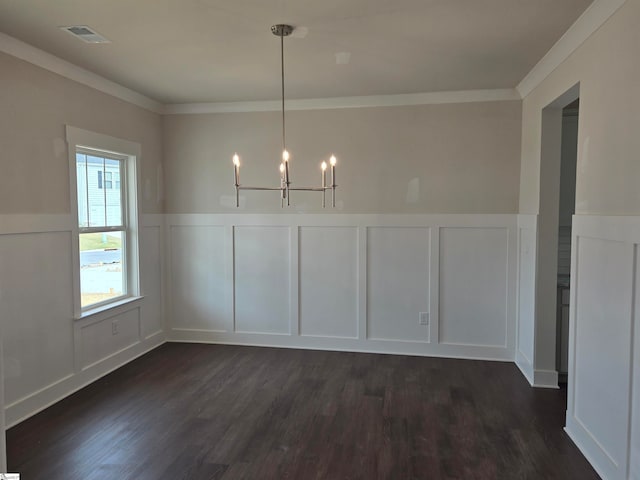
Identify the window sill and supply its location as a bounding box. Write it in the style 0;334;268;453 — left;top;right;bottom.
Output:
76;295;144;321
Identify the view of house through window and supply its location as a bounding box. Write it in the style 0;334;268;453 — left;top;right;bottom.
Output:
76;151;127;308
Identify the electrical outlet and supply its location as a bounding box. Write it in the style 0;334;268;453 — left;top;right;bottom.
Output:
112;320;119;335
419;312;429;326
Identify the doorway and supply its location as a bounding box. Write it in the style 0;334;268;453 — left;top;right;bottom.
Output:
556;99;579;384
534;83;579;390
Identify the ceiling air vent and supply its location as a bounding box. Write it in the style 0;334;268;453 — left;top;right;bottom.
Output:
60;25;110;44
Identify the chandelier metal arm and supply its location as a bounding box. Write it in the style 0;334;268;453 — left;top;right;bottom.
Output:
237;186;334;192
235;184;338;208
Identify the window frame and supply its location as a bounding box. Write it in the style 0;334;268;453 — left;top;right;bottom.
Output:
66;126;142;319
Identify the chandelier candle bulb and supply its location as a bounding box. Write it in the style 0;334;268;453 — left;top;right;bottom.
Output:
321;161;327;207
330;155;337;184
321;161;327;188
330;155;337;207
283;150;290;183
233;153;240;185
233;153;240;207
280;163;286;204
283;150;290;206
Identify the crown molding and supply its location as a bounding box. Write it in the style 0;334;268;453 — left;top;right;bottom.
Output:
0;32;163;114
163;89;521;115
2;0;627;114
0;32;520;115
516;0;628;98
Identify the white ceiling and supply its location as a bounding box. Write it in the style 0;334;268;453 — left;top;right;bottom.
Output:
0;0;593;104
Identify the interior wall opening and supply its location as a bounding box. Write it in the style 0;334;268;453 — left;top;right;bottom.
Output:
556;98;579;385
535;82;579;391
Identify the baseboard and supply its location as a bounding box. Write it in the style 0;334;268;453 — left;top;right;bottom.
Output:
5;332;166;428
533;369;559;389
565;416;613;480
167;330;515;362
515;355;558;389
516;351;534;385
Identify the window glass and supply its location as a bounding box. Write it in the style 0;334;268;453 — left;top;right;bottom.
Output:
105;158;123;226
75;150;127;308
86;155;107;227
79;231;124;308
69;127;139;315
76;154;89;228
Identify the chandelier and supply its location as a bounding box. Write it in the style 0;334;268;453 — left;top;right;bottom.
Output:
232;24;338;208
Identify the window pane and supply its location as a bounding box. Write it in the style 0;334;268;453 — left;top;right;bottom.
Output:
76;154;89;228
79;231;125;308
105;158;123;226
87;155;106;227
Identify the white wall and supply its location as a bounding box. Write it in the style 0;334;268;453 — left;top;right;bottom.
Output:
0;308;5;472
160;86;524;387
0;51;164;215
162;101;522;214
516;0;640;477
166;214;517;362
519;0;639;216
566;215;640;480
0;49;166;430
515;214;537;383
0;214;165;427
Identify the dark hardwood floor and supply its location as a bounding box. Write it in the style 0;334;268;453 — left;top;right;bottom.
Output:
7;343;599;480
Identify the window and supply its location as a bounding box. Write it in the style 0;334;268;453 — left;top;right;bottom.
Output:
67;126;141;315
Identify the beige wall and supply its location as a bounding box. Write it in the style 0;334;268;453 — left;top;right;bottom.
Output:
517;0;639;379
0;52;163;214
163;101;522;214
519;0;640;215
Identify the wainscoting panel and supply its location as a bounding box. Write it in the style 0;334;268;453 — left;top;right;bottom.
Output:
141;225;163;338
0;214;166;427
516;215;537;382
574;237;631;470
0;230;75;406
367;227;430;343
631;249;640;480
565;215;640;480
166;214;517;362
80;308;141;369
170;225;227;332
299;227;358;338
234;226;291;334
439;227;509;347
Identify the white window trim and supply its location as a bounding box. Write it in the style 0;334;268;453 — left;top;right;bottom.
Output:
66;126;142;319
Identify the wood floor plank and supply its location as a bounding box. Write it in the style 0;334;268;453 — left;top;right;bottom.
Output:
7;343;600;479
